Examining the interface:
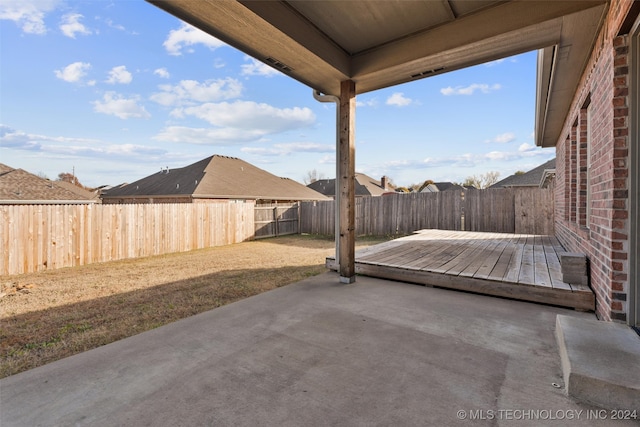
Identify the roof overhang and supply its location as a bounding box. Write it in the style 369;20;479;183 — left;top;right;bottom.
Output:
147;0;608;146
535;3;609;147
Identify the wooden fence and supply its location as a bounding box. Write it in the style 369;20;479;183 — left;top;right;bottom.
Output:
300;187;554;236
1;189;553;276
0;202;255;276
254;204;299;239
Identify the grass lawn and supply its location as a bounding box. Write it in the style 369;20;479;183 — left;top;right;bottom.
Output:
0;234;391;378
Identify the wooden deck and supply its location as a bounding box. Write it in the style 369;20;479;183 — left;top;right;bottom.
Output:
327;229;595;311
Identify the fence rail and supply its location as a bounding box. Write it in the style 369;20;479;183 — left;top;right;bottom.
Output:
1;202;255;276
300;188;554;236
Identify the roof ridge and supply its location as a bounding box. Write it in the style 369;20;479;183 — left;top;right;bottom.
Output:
212;154;240;160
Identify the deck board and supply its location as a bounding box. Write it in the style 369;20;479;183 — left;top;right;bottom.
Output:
458;238;499;277
518;237;536;285
400;240;453;270
435;238;492;275
328;230;595;311
503;236;525;283
486;239;515;281
534;240;552;287
473;235;511;279
542;236;572;290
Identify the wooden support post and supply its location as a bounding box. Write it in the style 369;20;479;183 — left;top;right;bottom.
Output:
338;80;356;283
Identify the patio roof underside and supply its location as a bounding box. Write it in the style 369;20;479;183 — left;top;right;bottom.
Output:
149;0;607;148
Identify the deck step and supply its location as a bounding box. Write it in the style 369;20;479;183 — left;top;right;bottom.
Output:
559;253;589;286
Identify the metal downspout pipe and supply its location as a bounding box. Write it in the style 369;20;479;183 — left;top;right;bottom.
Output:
313;90;340;268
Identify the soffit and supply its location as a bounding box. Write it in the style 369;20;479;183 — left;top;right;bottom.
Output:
284;1;499;55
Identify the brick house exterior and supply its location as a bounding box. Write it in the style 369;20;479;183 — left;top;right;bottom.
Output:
551;0;639;324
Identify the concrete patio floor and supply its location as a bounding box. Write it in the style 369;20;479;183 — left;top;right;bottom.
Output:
0;272;634;426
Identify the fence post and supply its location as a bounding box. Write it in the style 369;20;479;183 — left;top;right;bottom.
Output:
274;206;278;237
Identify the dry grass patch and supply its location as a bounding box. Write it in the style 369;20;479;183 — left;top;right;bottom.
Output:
1;234;390;378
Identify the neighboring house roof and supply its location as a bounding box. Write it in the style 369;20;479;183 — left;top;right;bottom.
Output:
0;163;14;175
420;182;465;193
102;155;329;201
307;173;389;197
0;164;97;203
490;158;556;189
53;180;99;200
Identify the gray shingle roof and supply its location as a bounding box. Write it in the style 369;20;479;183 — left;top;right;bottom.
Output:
307;173;389;197
102;155;329;201
0;164;95;202
53;180;99;200
490;158;556;188
420;182;466;193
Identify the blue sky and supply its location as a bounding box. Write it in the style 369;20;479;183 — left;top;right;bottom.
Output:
0;0;555;189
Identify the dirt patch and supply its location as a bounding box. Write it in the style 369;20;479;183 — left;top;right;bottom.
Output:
0;235;390;378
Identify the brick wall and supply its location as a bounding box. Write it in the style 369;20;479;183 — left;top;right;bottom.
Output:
554;0;635;322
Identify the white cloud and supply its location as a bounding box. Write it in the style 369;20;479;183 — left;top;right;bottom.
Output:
213;58;226;69
241;142;333;156
318;155;335;165
485;132;516;144
92;92;150;119
59;13;91;38
0;124;170;164
379;147;553;173
154;102;315;145
106;65;132;84
153;126;265;145
275;142;333;153
356;98;378;107
163;22;226;56
384;159;413;168
0;124;42;150
46;142;166;159
518;143;536;152
150;78;242;106
484;58;506;67
240;147;281;156
104;18;126;32
54;61;91;83
485;151;512;161
386;92;412;107
180;101;315;132
153;68;170;79
440;83;502;96
241;57;281;77
0;0;59;34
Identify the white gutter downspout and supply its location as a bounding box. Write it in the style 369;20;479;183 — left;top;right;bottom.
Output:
313;89;340;268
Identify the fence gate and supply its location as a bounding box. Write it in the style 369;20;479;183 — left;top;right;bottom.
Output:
254;203;299;239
